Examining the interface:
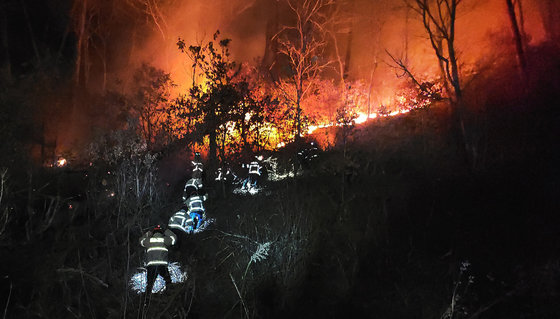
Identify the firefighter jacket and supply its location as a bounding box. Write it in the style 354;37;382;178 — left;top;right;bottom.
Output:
215;168;224;181
185;178;203;191
140;229;177;267
168;209;189;233
192;161;204;179
186;195;206;216
183;178;203;200
248;161;261;176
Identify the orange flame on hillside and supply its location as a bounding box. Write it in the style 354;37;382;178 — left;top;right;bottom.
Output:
56;158;67;167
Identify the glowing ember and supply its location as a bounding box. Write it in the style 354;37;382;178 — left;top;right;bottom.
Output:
56;158;67;167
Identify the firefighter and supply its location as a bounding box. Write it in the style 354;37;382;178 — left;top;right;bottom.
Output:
226;167;239;184
139;225;177;305
298;141;319;169
243;157;262;190
192;152;204;179
183;178;203;201
216;164;240;184
185;193;207;230
215;167;224;182
168;209;189;234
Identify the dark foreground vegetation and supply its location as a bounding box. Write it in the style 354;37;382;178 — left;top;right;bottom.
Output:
1;43;560;319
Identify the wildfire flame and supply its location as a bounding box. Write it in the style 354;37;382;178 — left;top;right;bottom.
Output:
306;108;412;135
56;158;67;167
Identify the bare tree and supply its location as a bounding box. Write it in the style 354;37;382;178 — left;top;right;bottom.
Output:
130;64;174;150
408;0;491;168
386;1;459;103
327;0;352;86
388;0;484;167
409;0;463;103
125;0;171;41
272;0;334;141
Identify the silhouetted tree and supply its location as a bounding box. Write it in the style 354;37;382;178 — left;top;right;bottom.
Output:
391;0;483;167
71;0;92;87
129;64;174;150
409;0;462;103
273;0;334;141
177;31;244;167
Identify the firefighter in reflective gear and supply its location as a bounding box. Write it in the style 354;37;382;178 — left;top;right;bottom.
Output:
183;178;203;201
168;209;189;234
215;167;224;181
216;166;239;184
298;141;319;169
243;160;262;190
140;225;177;303
185;194;207;230
192;152;204;179
248;161;262;176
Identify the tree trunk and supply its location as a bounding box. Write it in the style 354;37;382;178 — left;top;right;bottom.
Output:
240;103;248;152
447;4;462;101
209;109;218;170
0;6;11;82
101;40;107;93
516;0;527;44
75;0;87;86
20;0;40;63
506;0;526;74
296;80;302;142
343;30;353;81
147;110;153;149
209;130;217;169
84;33;90;87
436;39;451;98
367;70;373;118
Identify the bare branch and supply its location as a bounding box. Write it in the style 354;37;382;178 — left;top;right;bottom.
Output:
385;50;424;89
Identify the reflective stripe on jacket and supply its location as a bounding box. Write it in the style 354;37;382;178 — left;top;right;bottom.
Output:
184;178;203;191
168;210;189;232
248;162;261;175
186;196;205;212
140;229;177;266
192;161;203;172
